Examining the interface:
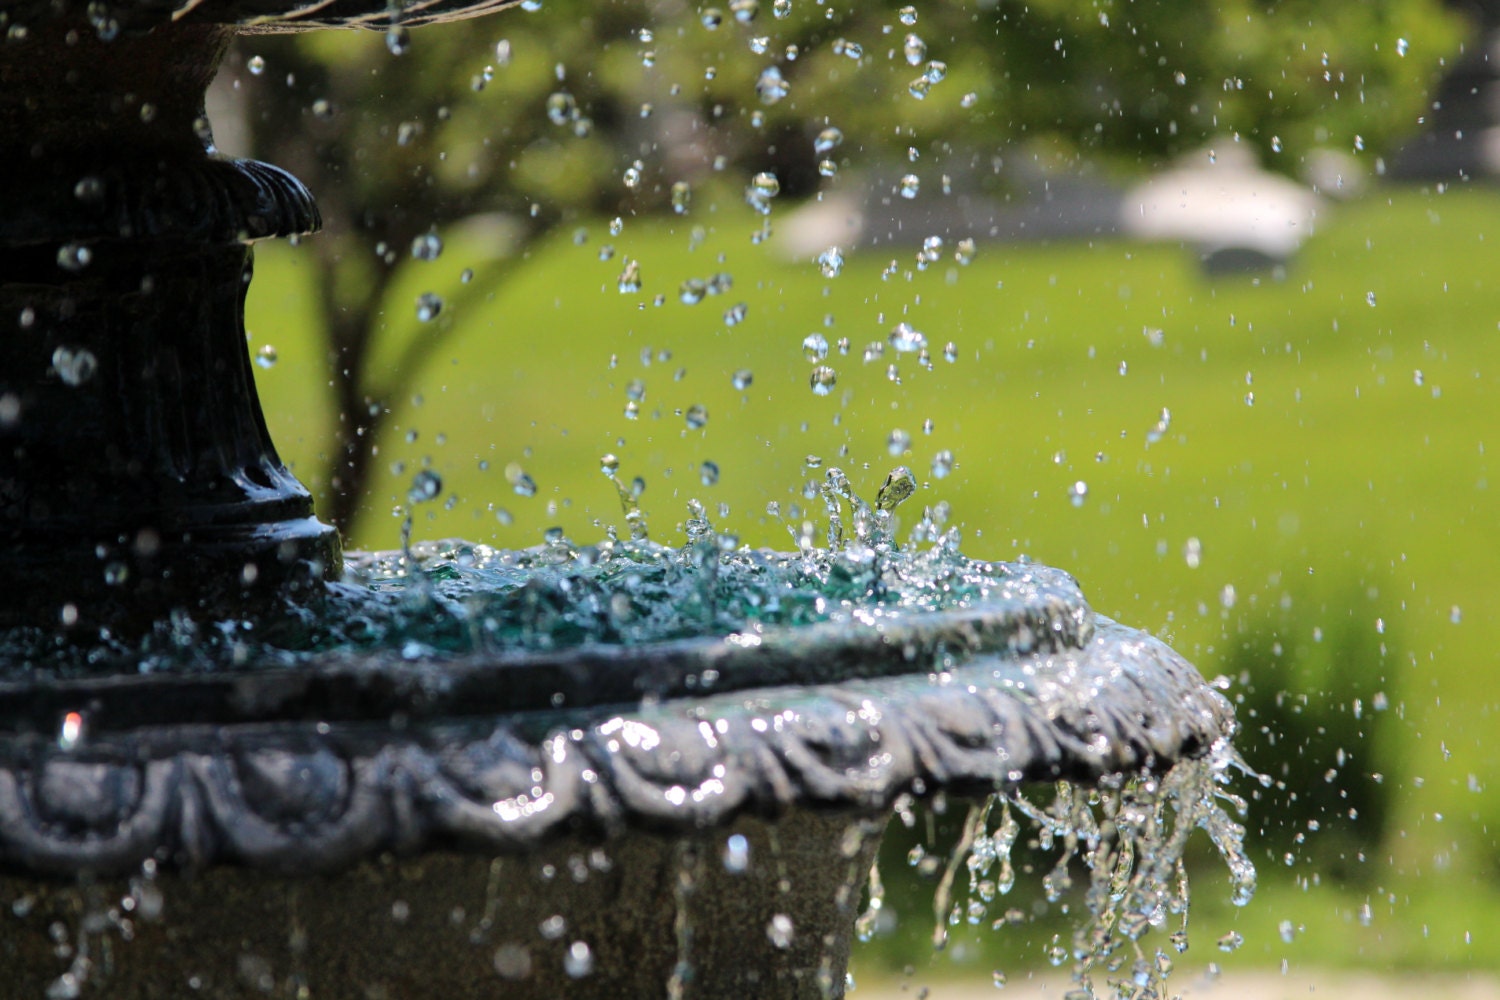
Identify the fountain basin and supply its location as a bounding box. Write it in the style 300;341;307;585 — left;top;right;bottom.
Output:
0;547;1234;996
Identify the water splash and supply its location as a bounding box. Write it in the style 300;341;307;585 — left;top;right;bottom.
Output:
891;747;1256;998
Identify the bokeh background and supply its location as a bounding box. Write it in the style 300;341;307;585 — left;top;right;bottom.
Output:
223;0;1500;989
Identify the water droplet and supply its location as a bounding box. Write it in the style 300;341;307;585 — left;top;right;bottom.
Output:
58;711;85;752
814;126;844;156
1397;37;1409;57
991;970;1006;988
680;278;707;304
1068;481;1088;506
415;292;443;322
407;469;442;504
72;175;105;203
732;368;754;390
685;404;709;429
756;65;789;104
877;466;917;511
1270;135;1283;153
1184;536;1202;568
724;833;751;872
410;232;443;262
51;345;99;387
520;0;543;9
931;450;953;478
816;247;844;278
745;172;781;214
1451;605;1463;624
1146;407;1172;443
700;461;720;486
247;54;266;75
809;366;838;395
1216;931;1243;953
57;243;92;272
507;464;538;497
1366;290;1377;307
766;914;795;949
802;332;829;362
730;0;758;22
671;180;692;214
1354;134;1365;152
887;428;911;455
903;33;927;66
385;26;410;55
701;7;723;29
888;322;926;353
493;943;532;980
44;973;81;1000
943;342;958;363
772;0;791;17
924;60;946;83
103;561;129;586
254;344;278;369
563;941;594;978
618;259;642;294
899;5;917;25
546;91;577;125
898;174;921;199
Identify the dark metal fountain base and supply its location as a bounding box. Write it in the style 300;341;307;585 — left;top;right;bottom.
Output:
0;20;341;631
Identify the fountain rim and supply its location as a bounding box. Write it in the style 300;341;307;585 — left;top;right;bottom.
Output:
0;609;1235;879
0;591;1090;736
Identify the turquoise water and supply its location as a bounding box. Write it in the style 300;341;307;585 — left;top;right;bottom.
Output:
0;466;1085;680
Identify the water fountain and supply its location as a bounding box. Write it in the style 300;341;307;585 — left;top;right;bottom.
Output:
0;0;1253;996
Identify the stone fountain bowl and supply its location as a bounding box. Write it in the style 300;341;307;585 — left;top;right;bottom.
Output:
0;547;1234;997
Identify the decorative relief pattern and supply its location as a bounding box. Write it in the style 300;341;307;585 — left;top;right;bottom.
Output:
0;617;1232;879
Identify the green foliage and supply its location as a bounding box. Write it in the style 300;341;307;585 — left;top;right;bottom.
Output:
1225;584;1401;877
233;0;1462;534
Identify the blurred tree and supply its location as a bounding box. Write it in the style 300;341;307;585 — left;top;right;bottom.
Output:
238;0;1463;536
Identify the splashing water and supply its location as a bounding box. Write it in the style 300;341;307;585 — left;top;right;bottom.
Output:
870;750;1256;999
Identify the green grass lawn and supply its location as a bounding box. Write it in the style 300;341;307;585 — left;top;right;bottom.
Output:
248;183;1500;973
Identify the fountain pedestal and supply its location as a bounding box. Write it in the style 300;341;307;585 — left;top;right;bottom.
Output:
0;19;339;629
